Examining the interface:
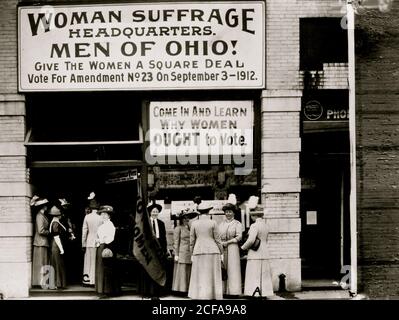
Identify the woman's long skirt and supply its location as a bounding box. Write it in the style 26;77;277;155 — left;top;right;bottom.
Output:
50;241;67;289
32;246;49;287
223;243;242;295
95;244;120;296
83;247;97;285
188;254;223;300
172;262;191;293
243;259;274;297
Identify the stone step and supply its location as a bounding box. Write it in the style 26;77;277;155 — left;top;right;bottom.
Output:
29;285;137;297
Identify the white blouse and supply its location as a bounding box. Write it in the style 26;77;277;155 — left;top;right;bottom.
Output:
96;220;115;245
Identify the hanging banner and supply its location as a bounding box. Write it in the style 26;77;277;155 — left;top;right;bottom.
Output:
133;180;167;286
149;100;253;156
18;2;265;91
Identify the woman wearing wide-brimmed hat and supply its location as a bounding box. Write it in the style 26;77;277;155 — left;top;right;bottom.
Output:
48;205;68;289
241;210;274;298
95;205;120;298
188;203;223;300
172;208;197;294
31;196;50;287
218;201;243;296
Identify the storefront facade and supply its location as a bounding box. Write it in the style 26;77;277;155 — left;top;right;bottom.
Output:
0;0;352;298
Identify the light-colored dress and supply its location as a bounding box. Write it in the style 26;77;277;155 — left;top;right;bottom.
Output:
241;218;274;297
82;210;103;285
188;215;223;300
218;218;243;295
172;224;192;292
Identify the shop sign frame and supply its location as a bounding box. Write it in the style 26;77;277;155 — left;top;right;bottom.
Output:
18;1;266;92
148;100;254;157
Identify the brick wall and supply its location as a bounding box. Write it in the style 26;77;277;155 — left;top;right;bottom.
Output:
0;0;31;299
356;3;399;298
0;0;18;93
263;0;348;293
266;0;345;91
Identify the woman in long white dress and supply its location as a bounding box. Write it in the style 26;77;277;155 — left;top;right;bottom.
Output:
241;210;274;298
218;203;243;296
172;210;196;293
188;204;223;300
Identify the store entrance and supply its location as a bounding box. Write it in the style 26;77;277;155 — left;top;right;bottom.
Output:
300;132;350;282
30;166;139;287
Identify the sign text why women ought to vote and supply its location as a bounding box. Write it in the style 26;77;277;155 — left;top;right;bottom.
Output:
148;101;253;158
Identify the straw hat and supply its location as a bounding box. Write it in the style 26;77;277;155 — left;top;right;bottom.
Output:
30;196;49;210
98;205;114;215
48;206;62;216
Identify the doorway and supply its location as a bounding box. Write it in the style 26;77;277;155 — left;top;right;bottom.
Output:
300;132;350;282
30;166;140;287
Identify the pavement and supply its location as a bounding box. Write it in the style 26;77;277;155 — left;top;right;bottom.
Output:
6;289;366;300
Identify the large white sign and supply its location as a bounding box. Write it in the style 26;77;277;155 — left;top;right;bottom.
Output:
149;100;253;156
18;2;265;91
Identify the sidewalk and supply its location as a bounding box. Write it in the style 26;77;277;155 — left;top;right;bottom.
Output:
7;288;365;300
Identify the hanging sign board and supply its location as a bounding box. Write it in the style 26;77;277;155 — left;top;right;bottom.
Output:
149;100;253;156
105;169;137;184
18;2;265;91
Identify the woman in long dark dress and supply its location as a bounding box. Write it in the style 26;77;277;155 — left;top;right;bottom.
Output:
31;196;50;288
95;205;121;298
49;205;67;289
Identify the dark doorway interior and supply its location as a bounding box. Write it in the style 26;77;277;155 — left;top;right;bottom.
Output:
30;166;139;286
300;132;350;281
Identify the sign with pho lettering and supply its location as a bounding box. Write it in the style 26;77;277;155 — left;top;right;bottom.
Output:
18;2;265;91
149;101;253;156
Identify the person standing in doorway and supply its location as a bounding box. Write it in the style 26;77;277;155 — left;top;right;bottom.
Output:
148;200;167;254
49;205;68;290
31;196;50;288
82;193;102;286
95;205;120;298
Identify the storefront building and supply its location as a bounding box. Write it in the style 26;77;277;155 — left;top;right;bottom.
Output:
0;0;356;298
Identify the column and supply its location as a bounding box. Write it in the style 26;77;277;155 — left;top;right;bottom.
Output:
0;94;31;298
261;89;302;291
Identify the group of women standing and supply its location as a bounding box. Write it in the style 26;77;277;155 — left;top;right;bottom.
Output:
171;201;275;300
31;197;70;289
31;196;120;298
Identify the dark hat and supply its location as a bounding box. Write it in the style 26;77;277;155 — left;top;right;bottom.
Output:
249;209;264;217
89;199;99;210
222;203;237;212
147;200;162;213
98;205;114;215
197;202;213;214
180;208;198;220
87;192;99;209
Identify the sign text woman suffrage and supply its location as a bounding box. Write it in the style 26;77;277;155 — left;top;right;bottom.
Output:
18;2;265;91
